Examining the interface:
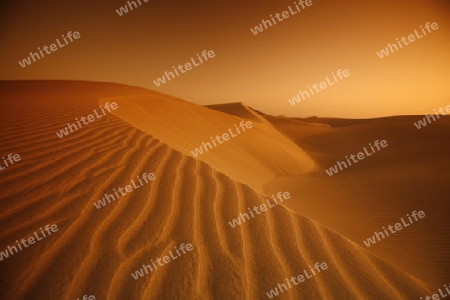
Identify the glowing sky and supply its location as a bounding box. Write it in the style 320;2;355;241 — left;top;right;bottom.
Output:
1;0;449;117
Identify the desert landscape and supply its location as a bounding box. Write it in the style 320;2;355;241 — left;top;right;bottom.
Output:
1;0;449;299
0;80;448;299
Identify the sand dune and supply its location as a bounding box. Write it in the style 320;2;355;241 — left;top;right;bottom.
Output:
98;94;315;192
206;102;266;124
263;113;450;287
0;81;439;299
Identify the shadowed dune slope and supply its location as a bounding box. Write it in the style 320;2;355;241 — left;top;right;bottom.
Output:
263;114;450;287
0;81;435;299
99;95;315;192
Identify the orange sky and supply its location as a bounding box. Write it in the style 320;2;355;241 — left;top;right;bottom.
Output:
0;0;449;118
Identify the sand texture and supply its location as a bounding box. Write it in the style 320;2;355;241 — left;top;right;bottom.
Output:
0;81;445;299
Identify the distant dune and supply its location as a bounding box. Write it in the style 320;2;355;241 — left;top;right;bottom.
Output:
263;112;450;287
0;81;442;299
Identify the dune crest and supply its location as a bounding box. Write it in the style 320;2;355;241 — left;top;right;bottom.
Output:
99;94;315;192
206;102;266;124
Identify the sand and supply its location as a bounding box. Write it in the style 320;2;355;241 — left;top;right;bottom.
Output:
264;114;450;287
98;94;315;192
0;81;442;299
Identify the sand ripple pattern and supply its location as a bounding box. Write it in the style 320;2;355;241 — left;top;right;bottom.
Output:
0;82;433;299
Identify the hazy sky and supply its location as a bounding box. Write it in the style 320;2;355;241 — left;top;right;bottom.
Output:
1;0;449;118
